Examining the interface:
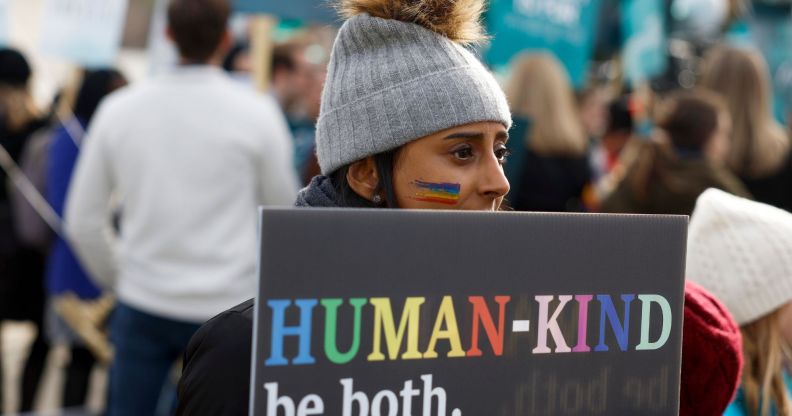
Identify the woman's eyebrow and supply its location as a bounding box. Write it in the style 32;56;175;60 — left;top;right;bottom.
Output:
443;131;510;141
443;132;484;140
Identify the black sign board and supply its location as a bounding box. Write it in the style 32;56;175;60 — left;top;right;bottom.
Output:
252;209;687;415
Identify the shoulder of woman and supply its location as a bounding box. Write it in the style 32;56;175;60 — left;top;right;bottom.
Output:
183;299;255;366
176;299;255;416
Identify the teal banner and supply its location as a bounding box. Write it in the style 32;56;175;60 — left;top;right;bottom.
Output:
486;0;602;88
233;0;337;24
622;0;667;85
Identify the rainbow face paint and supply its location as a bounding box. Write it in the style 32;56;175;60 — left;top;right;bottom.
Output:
412;180;461;205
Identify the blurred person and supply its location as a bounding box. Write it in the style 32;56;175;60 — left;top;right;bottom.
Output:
577;86;610;141
270;40;327;181
46;68;127;408
687;189;792;415
593;96;634;179
176;0;513;412
503;52;591;212
64;0;299;414
701;45;792;212
293;64;325;185
601;90;750;215
221;41;251;74
270;41;312;116
0;47;52;412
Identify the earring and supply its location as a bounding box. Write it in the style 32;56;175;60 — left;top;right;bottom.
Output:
372;194;382;205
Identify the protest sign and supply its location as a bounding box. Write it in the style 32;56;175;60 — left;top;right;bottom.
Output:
486;0;602;88
252;209;686;415
622;0;668;85
233;0;338;24
39;0;128;67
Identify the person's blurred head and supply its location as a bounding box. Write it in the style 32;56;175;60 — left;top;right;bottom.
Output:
0;48;38;132
315;0;511;211
73;69;128;124
270;41;312;112
701;45;790;178
166;0;232;65
0;48;32;88
601;96;634;156
577;86;610;139
656;90;731;162
688;189;792;415
505;52;587;157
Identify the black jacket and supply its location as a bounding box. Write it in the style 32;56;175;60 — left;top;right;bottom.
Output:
740;151;792;212
176;176;340;416
176;299;254;416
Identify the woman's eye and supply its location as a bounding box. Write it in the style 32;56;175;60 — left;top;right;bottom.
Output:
495;146;512;164
452;146;474;160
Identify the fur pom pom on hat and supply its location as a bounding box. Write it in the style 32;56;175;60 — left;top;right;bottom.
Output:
315;0;512;174
687;188;792;325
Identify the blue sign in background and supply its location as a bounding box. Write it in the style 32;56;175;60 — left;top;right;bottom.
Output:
233;0;338;24
485;0;602;88
621;0;667;85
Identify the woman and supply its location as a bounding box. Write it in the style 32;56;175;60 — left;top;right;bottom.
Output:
176;0;511;414
503;53;591;212
0;47;51;411
700;45;792;212
601;90;750;215
687;188;792;415
46;68;127;408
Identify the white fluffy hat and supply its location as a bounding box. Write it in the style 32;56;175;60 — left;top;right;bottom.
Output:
687;188;792;325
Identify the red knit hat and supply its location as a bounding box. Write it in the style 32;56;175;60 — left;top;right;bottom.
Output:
680;280;743;416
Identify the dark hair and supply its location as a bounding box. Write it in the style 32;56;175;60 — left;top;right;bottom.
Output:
330;149;399;208
605;97;633;135
0;48;31;87
657;90;726;152
74;69;126;123
271;42;303;78
167;0;230;63
222;41;249;72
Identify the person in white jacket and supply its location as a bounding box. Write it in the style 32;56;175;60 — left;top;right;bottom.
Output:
64;0;298;414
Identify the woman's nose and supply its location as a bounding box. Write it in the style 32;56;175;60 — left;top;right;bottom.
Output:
478;155;510;199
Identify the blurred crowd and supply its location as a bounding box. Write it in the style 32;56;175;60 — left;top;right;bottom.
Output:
0;0;791;415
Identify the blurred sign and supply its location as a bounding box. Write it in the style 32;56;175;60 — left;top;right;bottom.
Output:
233;0;338;24
39;0;129;66
0;0;8;47
252;208;687;415
622;0;668;84
486;0;602;88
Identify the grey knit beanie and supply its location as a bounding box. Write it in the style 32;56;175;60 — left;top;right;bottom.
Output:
316;8;512;174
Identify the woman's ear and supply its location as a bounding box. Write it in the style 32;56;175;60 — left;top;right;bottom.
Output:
346;157;380;201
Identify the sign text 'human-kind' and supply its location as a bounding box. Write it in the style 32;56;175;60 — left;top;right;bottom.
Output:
265;294;672;367
260;294;672;416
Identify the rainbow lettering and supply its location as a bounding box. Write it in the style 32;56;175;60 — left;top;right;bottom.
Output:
263;294;673;366
412;181;461;205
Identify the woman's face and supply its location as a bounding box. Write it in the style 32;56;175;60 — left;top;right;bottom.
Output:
391;121;510;211
704;112;732;163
